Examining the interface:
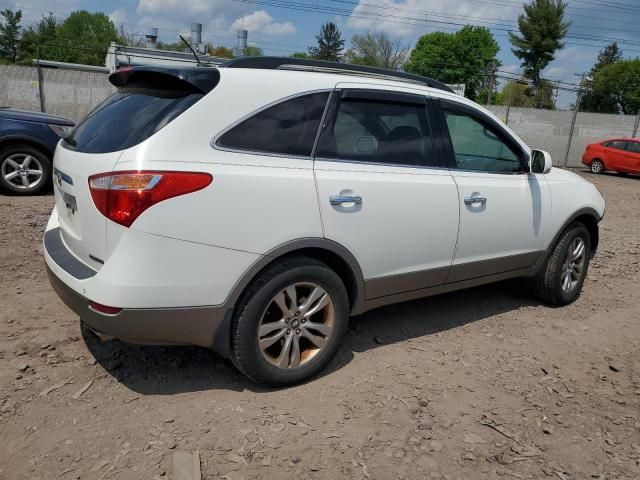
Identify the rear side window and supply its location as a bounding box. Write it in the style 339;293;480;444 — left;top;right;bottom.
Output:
315;94;435;167
64;83;203;154
627;141;640;153
217;92;329;156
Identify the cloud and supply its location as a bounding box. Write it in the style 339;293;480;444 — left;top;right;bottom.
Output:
346;0;514;37
108;9;128;26
230;10;295;36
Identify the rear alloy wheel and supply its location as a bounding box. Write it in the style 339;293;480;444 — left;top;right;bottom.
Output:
0;145;51;195
535;223;591;306
231;257;349;386
590;159;604;174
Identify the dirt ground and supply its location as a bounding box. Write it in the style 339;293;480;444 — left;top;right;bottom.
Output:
0;170;639;480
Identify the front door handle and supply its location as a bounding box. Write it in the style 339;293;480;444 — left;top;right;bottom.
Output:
464;195;487;206
330;195;362;206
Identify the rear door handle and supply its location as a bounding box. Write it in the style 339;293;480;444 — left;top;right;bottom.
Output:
330;195;362;206
464;195;486;205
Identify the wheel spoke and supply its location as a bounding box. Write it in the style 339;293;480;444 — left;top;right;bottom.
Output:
303;291;330;318
276;334;294;368
299;287;325;315
21;175;30;187
259;328;287;350
6;158;20;169
258;319;286;337
562;270;571;291
273;292;290;317
304;321;332;336
572;240;585;261
285;286;297;313
22;156;32;169
302;328;327;348
27;169;42;177
5;171;19;181
289;335;301;368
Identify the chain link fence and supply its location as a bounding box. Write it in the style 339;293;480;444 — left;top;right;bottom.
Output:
0;64;114;123
1;63;638;168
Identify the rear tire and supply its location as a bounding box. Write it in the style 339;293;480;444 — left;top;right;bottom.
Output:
535;223;591;306
590;158;604;174
0;144;51;195
231;256;349;386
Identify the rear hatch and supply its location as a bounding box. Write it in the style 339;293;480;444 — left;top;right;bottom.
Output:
52;66;220;269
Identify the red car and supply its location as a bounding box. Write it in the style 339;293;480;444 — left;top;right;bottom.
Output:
582;138;640;175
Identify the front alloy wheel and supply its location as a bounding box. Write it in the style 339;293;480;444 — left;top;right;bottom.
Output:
0;145;51;195
560;237;586;295
590;159;604;174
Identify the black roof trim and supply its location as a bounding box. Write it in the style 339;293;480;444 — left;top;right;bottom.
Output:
221;57;455;94
109;66;220;94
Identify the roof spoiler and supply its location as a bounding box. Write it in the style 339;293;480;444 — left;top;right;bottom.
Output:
109;66;220;94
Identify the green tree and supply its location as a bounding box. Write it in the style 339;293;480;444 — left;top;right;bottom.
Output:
290;51;309;59
579;42;622;113
509;0;570;92
244;45;263;57
592;59;640;115
207;44;234;58
346;31;408;70
308;22;344;62
53;11;119;65
496;80;534;107
405;26;500;101
0;9;22;63
18;14;59;63
156;40;186;52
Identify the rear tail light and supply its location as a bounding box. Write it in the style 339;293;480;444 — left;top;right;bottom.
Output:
88;171;212;227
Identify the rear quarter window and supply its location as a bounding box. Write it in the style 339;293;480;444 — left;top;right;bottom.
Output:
63;83;203;154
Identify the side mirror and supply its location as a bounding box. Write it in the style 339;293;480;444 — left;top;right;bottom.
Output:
531;149;553;174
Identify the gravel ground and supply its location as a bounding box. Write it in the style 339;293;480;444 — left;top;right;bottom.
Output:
0;170;639;480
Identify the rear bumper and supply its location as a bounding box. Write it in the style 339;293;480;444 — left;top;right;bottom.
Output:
46;263;230;348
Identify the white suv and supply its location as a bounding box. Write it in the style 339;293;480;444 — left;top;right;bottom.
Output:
44;58;605;386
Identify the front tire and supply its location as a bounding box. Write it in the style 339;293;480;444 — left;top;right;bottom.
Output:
231;256;349;386
590;159;604;174
535;223;591;306
0;144;51;195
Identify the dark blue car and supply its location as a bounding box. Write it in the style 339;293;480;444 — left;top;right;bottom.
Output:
0;107;74;195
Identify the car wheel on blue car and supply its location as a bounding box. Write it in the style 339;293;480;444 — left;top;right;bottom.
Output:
0;144;51;195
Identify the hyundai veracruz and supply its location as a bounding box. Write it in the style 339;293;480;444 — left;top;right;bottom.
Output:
44;58;605;386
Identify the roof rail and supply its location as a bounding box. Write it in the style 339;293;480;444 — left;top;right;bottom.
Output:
221;57;455;94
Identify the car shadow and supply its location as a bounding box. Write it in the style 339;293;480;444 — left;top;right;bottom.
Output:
83;280;541;395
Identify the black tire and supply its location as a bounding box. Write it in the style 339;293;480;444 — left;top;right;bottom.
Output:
535;222;591;306
0;144;51;195
231;256;349;386
590;158;605;174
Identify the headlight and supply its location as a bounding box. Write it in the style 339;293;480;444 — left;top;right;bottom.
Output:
49;124;73;138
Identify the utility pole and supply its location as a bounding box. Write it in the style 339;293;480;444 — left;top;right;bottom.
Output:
633;112;640;138
486;61;496;106
563;73;586;168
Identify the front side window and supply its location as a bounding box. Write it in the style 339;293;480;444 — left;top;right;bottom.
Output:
626;141;640;154
217;92;329;156
444;108;521;173
316;95;435;167
608;140;628;151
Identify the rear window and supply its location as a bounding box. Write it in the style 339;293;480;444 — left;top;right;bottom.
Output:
63;83;203;154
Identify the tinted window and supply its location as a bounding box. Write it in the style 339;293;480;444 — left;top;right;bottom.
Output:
217;92;329;156
609;140;628;150
316;96;435;167
444;109;521;173
626;141;640;154
64;84;203;154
